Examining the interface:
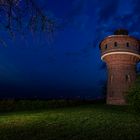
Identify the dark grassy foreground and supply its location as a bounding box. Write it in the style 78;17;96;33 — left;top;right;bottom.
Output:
0;104;140;140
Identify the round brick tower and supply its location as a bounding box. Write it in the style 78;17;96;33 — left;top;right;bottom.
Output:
99;29;140;105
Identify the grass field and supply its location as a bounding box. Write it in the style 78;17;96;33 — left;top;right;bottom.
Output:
0;104;140;140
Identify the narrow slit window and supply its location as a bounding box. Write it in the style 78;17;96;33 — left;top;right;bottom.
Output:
114;42;117;47
126;74;131;82
126;42;129;47
105;44;107;49
110;75;113;84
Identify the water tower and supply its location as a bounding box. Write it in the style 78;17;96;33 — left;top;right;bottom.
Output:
99;29;140;105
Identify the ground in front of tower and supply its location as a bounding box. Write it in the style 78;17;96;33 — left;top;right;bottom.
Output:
0;103;140;140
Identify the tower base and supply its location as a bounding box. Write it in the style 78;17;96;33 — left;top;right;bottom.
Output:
107;98;127;105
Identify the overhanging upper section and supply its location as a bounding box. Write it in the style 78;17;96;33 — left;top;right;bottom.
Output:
99;35;140;60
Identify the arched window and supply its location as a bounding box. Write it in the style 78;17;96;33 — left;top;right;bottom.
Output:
126;42;129;47
114;42;117;47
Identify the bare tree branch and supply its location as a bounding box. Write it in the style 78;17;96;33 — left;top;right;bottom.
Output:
0;0;56;43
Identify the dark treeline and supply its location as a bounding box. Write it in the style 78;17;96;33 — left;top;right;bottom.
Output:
0;98;105;112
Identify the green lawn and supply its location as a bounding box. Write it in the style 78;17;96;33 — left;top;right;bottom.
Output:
0;104;140;140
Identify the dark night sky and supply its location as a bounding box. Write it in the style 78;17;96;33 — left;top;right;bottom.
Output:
0;0;140;98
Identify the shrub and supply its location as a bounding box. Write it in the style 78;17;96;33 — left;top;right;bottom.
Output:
126;74;140;112
0;99;104;112
0;99;15;111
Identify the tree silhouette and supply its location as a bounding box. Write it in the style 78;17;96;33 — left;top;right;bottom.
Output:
126;74;140;112
0;0;55;37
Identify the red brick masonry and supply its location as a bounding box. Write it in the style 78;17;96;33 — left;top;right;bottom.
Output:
100;35;140;105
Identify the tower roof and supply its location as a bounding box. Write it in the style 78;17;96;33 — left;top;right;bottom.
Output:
114;29;128;35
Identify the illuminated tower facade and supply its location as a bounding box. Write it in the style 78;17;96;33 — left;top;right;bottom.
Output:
99;29;140;105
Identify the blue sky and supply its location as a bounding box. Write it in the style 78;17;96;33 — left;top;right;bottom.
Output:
0;0;140;98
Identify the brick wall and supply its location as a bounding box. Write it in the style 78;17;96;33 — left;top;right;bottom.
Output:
100;35;140;105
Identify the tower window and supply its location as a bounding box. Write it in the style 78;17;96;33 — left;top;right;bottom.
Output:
105;44;107;49
114;42;117;47
110;75;113;84
138;46;140;51
126;42;129;47
126;74;130;82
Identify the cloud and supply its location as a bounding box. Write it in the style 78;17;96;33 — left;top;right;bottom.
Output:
93;0;140;47
97;0;120;23
58;0;85;28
